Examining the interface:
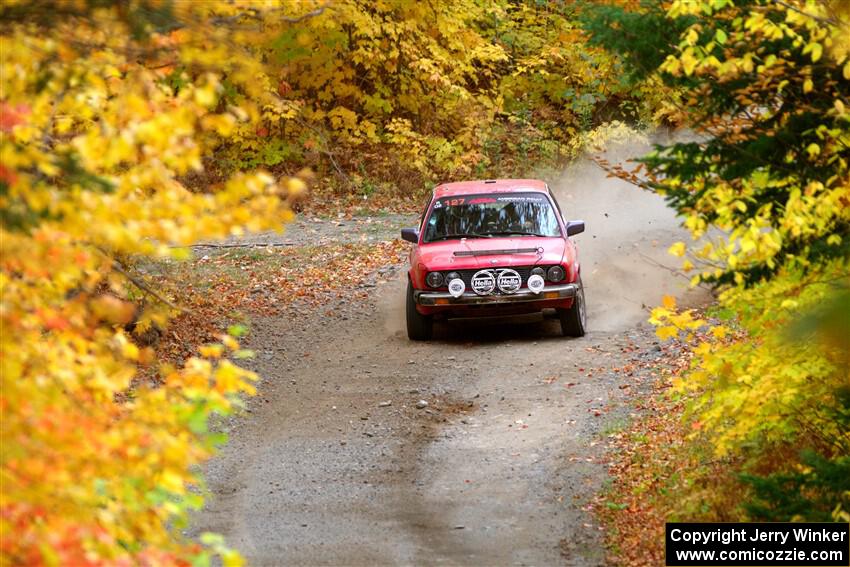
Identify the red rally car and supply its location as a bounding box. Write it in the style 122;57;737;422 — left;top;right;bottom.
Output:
401;179;586;340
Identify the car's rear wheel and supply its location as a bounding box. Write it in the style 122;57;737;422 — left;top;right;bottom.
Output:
406;280;433;341
558;278;586;337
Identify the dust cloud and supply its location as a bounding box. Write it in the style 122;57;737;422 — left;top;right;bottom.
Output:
551;129;711;331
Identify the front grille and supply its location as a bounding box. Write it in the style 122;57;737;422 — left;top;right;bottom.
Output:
456;267;533;289
438;265;554;294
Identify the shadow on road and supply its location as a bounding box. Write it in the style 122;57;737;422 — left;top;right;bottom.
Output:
433;311;569;343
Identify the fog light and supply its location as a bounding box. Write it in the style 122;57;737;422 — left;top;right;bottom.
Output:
426;271;444;288
547;265;565;282
527;274;545;294
447;278;465;298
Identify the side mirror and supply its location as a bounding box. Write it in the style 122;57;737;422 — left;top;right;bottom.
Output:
566;220;585;237
401;227;420;243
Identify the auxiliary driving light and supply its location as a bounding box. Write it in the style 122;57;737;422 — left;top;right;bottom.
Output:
426;271;444;288
527;274;545;294
447;278;466;298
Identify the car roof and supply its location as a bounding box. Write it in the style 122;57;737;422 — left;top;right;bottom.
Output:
433;179;549;198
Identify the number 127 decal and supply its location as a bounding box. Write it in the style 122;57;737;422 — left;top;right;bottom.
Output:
443;198;465;206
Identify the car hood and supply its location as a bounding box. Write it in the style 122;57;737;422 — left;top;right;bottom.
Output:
418;237;566;270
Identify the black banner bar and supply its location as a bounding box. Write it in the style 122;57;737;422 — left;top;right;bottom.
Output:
666;523;850;566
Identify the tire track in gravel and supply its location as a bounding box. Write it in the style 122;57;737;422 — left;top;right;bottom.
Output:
192;132;712;566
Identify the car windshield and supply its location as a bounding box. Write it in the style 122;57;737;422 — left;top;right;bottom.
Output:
422;192;562;243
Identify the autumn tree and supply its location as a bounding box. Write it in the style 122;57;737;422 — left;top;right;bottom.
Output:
584;0;850;521
0;1;684;564
0;2;313;564
212;0;657;199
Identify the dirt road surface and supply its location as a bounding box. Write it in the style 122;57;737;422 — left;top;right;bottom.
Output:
192;134;710;566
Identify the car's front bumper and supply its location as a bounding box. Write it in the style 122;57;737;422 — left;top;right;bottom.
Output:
414;283;579;307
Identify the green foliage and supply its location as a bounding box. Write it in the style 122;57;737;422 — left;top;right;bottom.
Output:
587;0;850;287
741;450;850;522
580;0;694;85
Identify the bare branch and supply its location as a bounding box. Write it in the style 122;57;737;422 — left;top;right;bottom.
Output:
772;0;841;26
211;5;327;27
292;116;354;187
176;242;297;249
637;252;714;290
281;6;327;24
111;260;190;313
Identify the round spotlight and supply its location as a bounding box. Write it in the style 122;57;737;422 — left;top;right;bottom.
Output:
527;274;545;294
447;278;466;298
531;267;545;278
547;265;565;282
426;271;444;288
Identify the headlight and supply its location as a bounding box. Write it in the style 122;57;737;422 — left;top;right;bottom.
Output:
531;267;545;278
547;265;565;282
426;271;444;288
446;271;460;282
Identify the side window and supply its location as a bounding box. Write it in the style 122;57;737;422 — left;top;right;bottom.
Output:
547;187;566;224
419;194;433;230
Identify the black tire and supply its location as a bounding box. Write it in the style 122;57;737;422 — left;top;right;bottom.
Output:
406;280;433;341
558;278;586;337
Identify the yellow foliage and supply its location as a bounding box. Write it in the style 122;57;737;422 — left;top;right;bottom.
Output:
648;0;850;500
214;0;657;190
0;2;305;564
668;241;687;257
656;261;849;459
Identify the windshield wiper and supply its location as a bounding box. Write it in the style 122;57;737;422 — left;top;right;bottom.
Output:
485;231;549;237
428;233;491;242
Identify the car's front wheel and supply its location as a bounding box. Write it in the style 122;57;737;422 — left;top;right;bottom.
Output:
406;280;433;341
558;278;586;337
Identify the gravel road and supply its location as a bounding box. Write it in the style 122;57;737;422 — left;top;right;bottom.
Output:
192;134;711;566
